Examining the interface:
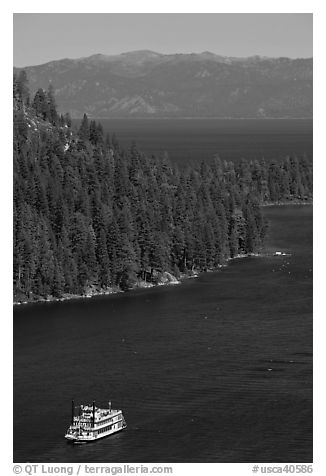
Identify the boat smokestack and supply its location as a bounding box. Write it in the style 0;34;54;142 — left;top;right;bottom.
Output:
71;400;74;425
109;401;111;413
92;400;96;427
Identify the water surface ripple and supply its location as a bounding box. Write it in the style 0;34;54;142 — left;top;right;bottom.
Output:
14;206;312;462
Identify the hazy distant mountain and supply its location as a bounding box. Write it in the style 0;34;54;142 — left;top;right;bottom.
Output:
15;50;313;118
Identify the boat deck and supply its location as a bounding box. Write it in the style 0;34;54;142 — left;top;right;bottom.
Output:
73;407;122;426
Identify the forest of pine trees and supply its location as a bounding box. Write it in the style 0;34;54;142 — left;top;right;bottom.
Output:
13;72;313;302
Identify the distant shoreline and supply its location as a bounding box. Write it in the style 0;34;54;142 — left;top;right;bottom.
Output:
72;116;313;121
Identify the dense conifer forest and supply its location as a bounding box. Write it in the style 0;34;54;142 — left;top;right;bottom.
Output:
13;72;313;302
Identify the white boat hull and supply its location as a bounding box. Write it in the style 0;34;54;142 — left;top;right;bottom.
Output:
65;424;126;443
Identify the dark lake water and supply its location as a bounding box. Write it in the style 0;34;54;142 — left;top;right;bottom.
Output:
88;119;313;166
13;205;312;463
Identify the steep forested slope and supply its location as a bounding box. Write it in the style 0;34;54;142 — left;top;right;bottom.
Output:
13;72;313;302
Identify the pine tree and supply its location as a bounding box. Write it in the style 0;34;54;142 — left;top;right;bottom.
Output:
32;88;49;120
97;228;111;287
78;113;90;143
47;84;58;124
15;70;30;106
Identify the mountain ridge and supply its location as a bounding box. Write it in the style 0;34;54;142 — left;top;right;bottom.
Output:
15;51;313;119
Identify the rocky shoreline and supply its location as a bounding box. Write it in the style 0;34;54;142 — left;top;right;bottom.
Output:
13;253;268;307
261;199;312;207
13;270;184;306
